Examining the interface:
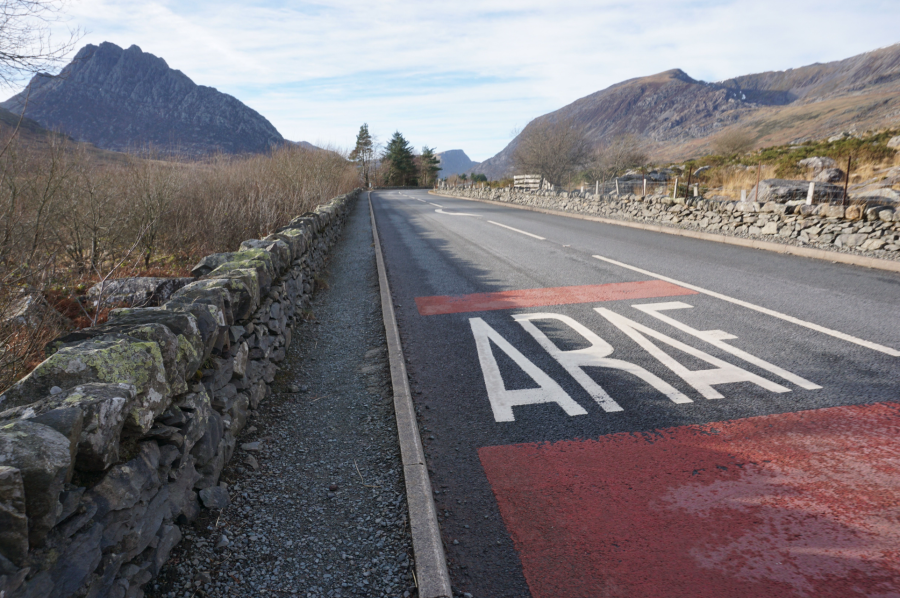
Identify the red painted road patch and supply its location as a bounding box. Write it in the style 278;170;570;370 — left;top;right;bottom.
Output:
479;402;900;598
415;280;696;316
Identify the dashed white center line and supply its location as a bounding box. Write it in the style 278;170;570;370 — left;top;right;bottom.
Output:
488;221;546;240
593;254;900;357
428;202;443;208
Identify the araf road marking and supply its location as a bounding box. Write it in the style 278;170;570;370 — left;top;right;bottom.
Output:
416;280;695;316
633;302;821;390
487;220;546;240
513;313;690;410
435;209;477;216
595;307;790;399
593;254;900;357
470;317;587;422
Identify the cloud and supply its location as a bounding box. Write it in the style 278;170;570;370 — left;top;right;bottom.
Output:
39;0;900;161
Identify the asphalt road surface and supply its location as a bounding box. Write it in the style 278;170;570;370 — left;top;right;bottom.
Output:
370;189;900;598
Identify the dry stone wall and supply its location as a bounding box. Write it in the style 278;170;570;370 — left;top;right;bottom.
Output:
439;186;900;258
0;190;360;598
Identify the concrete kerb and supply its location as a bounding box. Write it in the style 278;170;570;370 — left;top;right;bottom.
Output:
430;191;900;275
369;193;452;598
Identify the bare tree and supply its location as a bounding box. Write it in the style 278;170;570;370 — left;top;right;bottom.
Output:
712;128;755;156
585;134;650;181
512;117;591;187
0;0;81;87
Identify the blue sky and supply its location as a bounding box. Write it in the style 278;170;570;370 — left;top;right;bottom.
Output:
35;0;900;161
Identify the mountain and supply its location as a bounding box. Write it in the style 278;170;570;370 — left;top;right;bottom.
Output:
473;43;900;179
436;149;480;177
1;42;285;155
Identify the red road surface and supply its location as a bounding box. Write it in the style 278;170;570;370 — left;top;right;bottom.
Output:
415;280;696;316
479;402;900;598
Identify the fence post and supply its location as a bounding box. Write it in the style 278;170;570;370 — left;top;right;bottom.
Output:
754;162;762;202
685;167;693;199
843;156;851;205
741;189;747;202
595;180;599;196
806;182;815;205
693;184;698;198
643;178;647;197
673;177;678;199
616;179;619;197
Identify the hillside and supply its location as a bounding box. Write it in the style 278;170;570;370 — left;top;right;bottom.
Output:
472;43;900;179
437;149;479;177
1;42;286;156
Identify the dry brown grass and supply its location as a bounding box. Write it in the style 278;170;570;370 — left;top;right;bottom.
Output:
0;134;357;391
704;165;777;200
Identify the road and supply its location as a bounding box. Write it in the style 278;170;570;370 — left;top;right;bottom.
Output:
370;189;900;598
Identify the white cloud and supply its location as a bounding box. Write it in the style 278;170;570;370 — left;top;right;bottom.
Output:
37;0;900;160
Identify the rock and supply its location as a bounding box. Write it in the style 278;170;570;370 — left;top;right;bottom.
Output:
0;290;71;331
799;156;837;171
87;277;192;308
747;179;843;204
844;205;864;220
87;441;160;519
886;135;900;149
835;233;867;248
878;208;895;222
30;407;82;477
243;455;259;471
0;466;28;566
0;420;72;546
0;337;168;434
241;441;260;452
828;132;852;142
232;342;249;378
198;486;230;509
813;168;845;183
760;222;779;235
821;205;845;219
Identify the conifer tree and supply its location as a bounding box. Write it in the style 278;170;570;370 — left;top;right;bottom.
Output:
349;123;374;187
419;146;441;187
383;131;416;186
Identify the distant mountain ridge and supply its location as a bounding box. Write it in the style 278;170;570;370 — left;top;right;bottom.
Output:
1;42;286;155
436;149;479;177
472;44;900;179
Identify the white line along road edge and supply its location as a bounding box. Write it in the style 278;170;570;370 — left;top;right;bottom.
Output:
487;220;546;240
369;193;453;598
593;254;900;357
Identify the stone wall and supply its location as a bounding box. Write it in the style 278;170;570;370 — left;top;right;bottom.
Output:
438;187;900;257
0;190;360;598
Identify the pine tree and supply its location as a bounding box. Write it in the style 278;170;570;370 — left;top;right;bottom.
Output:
383;131;416;186
419;147;441;187
349;123;374;187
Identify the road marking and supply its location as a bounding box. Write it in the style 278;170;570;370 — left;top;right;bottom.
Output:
513;313;689;408
434;209;477;216
415;198;428;203
415;280;696;316
634;302;821;390
480;401;900;598
593;254;900;357
428;202;443;208
487;220;545;240
596;308;791;399
470;318;588;422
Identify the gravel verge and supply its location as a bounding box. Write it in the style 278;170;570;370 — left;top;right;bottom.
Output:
146;198;417;598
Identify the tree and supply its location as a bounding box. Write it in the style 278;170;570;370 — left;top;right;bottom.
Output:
471;173;487;183
0;0;82;87
348;123;375;187
419;146;440;187
587;134;649;180
383;131;416;186
712;128;755;156
512;117;591;187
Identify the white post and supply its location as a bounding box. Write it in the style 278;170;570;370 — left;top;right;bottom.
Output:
581;184;584;193
615;179;620;197
741;189;747;202
643;178;647;196
806;182;815;205
693;184;698;197
595;180;599;195
673;177;678;199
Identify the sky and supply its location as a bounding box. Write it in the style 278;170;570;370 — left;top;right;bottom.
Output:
31;0;900;161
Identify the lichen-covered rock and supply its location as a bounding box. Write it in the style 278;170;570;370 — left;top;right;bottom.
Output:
0;420;72;546
271;226;310;260
239;237;291;276
0;466;28;566
196;268;260;322
0;337;168;434
86;277;192;308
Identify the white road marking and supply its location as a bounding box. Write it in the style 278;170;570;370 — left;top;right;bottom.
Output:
596;307;791;399
435;209;477;216
513;313;689;408
428;202;443;208
593;254;900;357
633;302;821;390
415;198;428;203
488;221;546;240
469;317;587;422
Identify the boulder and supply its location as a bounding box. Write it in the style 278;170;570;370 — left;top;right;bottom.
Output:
813;168;845;183
87;277;192;308
835;233;867;248
887;135;900;149
1;291;71;331
747;179;843;204
0;420;72;546
0;336;168;434
197;268;261;322
798;156;837;171
0;466;28;566
198;486;229;510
